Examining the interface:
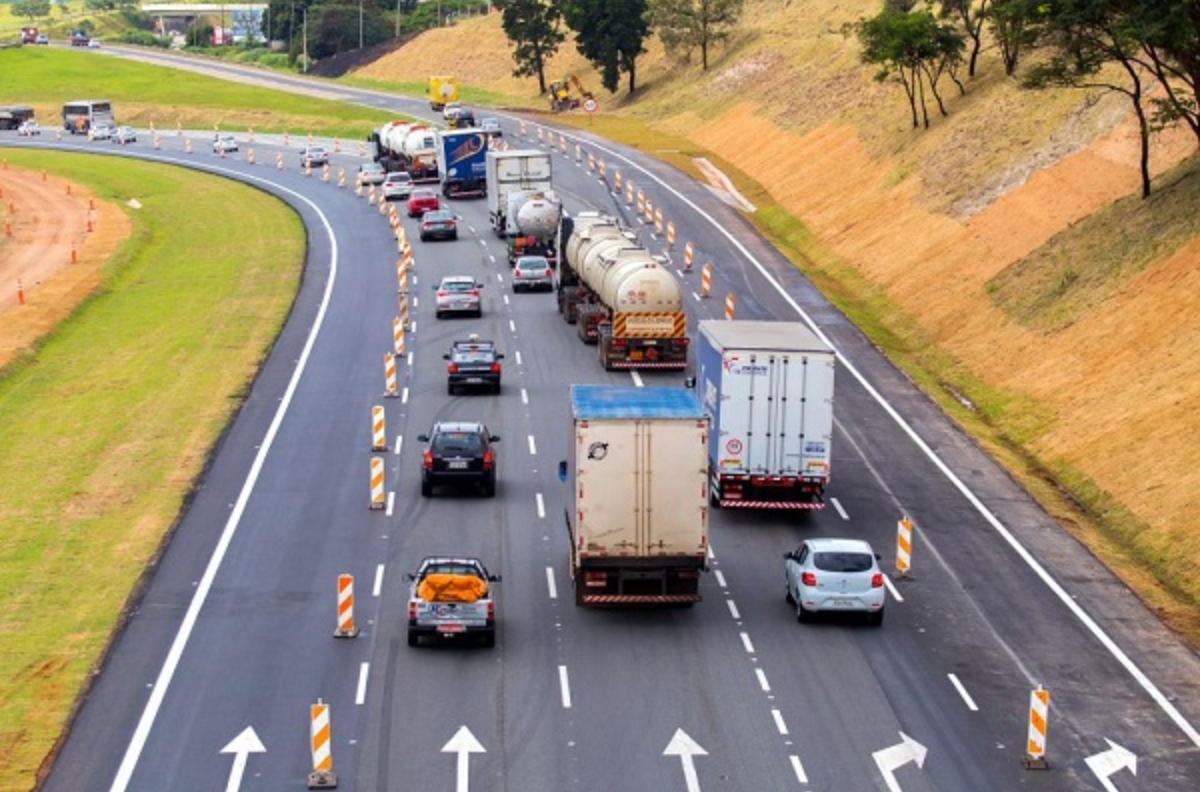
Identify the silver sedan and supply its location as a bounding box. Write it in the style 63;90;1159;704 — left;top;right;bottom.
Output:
784;537;886;625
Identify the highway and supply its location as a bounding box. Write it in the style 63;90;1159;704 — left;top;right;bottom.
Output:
6;51;1200;792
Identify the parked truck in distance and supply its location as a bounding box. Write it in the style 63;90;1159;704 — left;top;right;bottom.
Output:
485;149;553;236
557;212;689;370
369;120;439;182
406;556;500;647
428;75;458;111
562;385;709;606
436;128;489;197
696;320;835;509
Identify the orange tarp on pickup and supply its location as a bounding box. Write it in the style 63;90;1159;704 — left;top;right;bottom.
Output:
417;573;487;603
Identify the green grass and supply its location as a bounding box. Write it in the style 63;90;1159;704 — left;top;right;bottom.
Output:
0;47;396;136
0;150;302;789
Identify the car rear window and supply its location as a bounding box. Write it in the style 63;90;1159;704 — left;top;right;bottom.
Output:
812;552;874;573
442;281;474;292
433;433;485;453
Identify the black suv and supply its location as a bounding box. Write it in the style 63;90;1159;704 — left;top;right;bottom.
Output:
418;422;500;497
445;338;503;394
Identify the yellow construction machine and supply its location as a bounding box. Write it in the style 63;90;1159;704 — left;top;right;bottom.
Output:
549;75;594;112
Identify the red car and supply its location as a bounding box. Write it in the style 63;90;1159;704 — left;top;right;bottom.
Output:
407;188;440;218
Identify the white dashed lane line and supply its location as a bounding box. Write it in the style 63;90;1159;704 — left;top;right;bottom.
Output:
831;497;849;520
630;370;644;388
948;673;979;711
373;564;385;597
546;566;558;599
536;492;545;519
559;666;572;709
790;756;809;784
509;319;516;333
528;435;537;456
883;575;904;603
756;669;771;693
401;387;409;405
515;350;523;366
521;388;529;405
385;491;395;516
393;435;402;456
771;708;789;736
740;632;755;655
714;569;727;588
356;662;369;705
726;600;740;620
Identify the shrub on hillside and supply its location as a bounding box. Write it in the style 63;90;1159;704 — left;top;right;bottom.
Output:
119;30;170;48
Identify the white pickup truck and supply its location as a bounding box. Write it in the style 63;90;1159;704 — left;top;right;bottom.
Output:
406;556;500;647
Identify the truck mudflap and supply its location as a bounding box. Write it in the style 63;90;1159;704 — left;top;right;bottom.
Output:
720;500;825;509
580;593;702;605
712;473;827;509
609;359;689;370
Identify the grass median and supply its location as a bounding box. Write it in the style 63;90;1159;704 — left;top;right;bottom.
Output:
0;150;303;789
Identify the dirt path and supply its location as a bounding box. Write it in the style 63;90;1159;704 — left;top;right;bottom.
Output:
0;167;131;367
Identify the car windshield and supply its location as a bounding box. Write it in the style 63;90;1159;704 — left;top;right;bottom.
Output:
812;551;874;573
441;280;475;292
432;432;485;454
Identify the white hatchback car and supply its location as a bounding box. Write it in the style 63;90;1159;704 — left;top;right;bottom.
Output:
213;134;238;153
434;276;483;319
357;161;387;185
784;538;886;625
511;255;553;293
381;171;413;201
90;122;113;140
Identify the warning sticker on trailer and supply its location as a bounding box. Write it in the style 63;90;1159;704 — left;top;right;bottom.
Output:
725;438;743;455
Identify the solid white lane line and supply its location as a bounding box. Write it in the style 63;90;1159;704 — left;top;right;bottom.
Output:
831;497;849;520
373;564;385;597
515;350;523;366
393;435;403;456
771;708;789;735
756;668;771;693
789;755;809;784
740;632;755;655
714;569;727;588
948;673;979;711
630;370;644;388
536;492;546;519
883;575;904;603
726;600;740;620
528;435;537;456
559;666;572;708
509;319;516;333
386;491;395;516
356;662;369;705
401;387;409;405
521;388;529;405
546;567;557;599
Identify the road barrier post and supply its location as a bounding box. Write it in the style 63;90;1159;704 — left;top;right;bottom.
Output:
614;170;622;193
398;294;411;329
369;457;386;510
683;241;695;272
537;127;544;143
636;190;645;216
184;139;192;155
368;185;377;205
247;148;256;165
70;240;77;264
282;130;289;147
355;179;363;197
371;406;387;453
546;130;555;147
896;516;914;578
398;267;409;295
598;159;606;181
1024;686;1050;769
357;141;366;158
276;153;283;171
333;138;341;153
575;144;582;163
338;167;346;188
384;352;399;397
625;181;634;205
666;222;676;250
307;699;337;788
247;126;253;144
559;136;567;155
644;198;654;225
519;120;527;137
335;574;360;637
724;293;736;320
304;162;313;178
86;212;93;233
393;317;406;357
587;152;595;172
307;131;313;147
322;163;330;183
700;264;712;298
654;208;663;235
153;134;160;149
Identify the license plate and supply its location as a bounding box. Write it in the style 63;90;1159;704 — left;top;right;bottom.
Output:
830;598;855;608
438;624;465;634
448;461;468;469
466;377;483;383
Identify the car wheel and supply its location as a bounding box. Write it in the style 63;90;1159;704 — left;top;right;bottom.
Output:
435;311;444;320
480;631;495;648
796;601;811;623
785;585;795;606
451;233;458;240
474;309;482;318
482;479;495;498
448;383;456;395
867;607;885;627
492;382;501;395
407;630;419;647
421;480;433;497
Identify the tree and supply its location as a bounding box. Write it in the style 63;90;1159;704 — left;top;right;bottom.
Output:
497;0;565;94
1124;0;1200;148
12;0;52;22
560;0;651;93
985;0;1040;76
851;6;965;128
1024;0;1155;196
938;0;989;77
650;0;743;71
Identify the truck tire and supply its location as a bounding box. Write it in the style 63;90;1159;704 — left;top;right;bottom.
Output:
407;630;419;647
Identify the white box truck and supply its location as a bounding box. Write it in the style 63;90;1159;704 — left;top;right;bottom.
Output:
561;385;709;606
485;149;552;237
696;320;835;509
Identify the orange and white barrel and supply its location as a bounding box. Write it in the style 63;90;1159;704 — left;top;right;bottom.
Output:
896;516;914;577
700;264;712;298
393;317;406;357
724;293;736;321
683;241;695;271
654;208;663;235
1025;686;1050;768
371;406;387;453
335;574;360;637
384;352;398;397
666;221;676;249
308;699;337;787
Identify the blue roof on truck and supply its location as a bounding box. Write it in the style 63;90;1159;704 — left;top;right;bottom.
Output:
571;384;705;420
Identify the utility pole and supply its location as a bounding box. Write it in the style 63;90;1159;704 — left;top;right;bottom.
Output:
302;7;307;73
395;0;401;38
358;0;363;49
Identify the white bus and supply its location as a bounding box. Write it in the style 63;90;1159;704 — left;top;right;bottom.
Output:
62;100;114;134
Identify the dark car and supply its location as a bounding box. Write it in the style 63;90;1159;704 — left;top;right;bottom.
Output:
418;422;500;497
420;209;458;241
407;188;439;218
445;336;503;395
446;107;476;129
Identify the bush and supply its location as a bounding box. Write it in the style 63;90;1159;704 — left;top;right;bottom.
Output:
118;30;170;48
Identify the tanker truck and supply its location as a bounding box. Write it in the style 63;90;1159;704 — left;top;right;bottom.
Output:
485;150;552;237
558;212;689;371
370;121;439;182
505;190;562;266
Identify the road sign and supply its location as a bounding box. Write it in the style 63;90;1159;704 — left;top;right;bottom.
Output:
583;98;598;113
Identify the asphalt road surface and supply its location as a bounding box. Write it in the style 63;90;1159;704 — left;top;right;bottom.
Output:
5;50;1199;792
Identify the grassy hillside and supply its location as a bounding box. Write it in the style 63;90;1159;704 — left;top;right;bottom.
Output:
355;1;1200;642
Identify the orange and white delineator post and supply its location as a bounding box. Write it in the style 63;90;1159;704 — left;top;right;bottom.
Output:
896;516;914;578
307;699;337;788
587;151;595;172
333;137;341;153
307;131;314;146
322;163;330;183
355;179;363;197
1024;685;1050;769
338;167;346;188
683;241;695;272
184;138;192;154
247;148;256;165
537;126;544;142
598;159;606;180
378;195;387;215
304;161;313;178
644;198;654;225
393;317;406;357
575;143;582;163
666;221;676;250
397;267;410;295
546;130;555;146
724;292;736;321
357;141;366;157
276;152;283;171
398;293;411;330
700;264;712;298
368;185;377;205
282;130;290;146
519;120;527;137
614;169;623;193
383;352;399;398
152;134;161;149
371;406;387;452
625;181;634;205
636;190;645;217
654;208;663;235
559;136;567;154
369;457;386;510
334;574;360;637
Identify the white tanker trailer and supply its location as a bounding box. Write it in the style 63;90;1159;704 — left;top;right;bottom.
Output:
557;212;689;370
369;121;439;182
506;190;562;265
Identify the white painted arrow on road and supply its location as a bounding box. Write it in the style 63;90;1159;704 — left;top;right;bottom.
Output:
1085;739;1137;792
663;728;708;792
872;731;927;792
442;725;486;792
220;727;265;792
